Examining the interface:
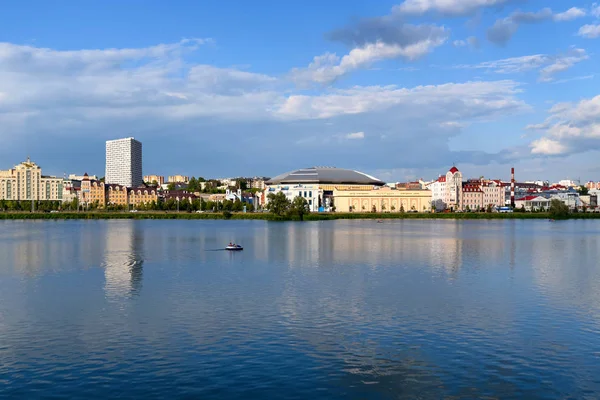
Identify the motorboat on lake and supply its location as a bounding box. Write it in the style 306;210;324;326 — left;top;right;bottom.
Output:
226;244;243;251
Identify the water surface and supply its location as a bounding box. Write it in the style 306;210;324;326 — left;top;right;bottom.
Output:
1;219;600;399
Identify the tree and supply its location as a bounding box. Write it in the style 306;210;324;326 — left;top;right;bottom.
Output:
188;177;199;192
391;205;396;212
371;205;377;213
381;203;386;212
549;199;570;219
577;185;589;196
167;183;176;191
289;196;310;220
400;204;405;213
266;192;291;216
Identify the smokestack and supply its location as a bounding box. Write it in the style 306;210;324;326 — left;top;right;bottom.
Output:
511;167;515;208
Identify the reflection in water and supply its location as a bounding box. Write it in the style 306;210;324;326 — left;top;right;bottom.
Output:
102;221;144;300
1;220;600;398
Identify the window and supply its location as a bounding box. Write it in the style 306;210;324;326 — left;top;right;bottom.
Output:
309;191;312;198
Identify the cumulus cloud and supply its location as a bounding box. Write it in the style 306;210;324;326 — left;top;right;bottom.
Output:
290;33;447;85
488;8;587;45
529;95;600;156
578;24;600;38
393;0;516;16
0;39;532;176
294;7;450;86
554;7;587;21
455;48;588;82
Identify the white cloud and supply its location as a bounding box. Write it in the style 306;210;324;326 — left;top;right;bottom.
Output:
553;7;587;21
345;132;365;140
455;48;588;82
578;24;600;38
290;33;447;85
592;3;600;18
453;40;467;47
529;95;600;155
394;0;513;16
276;80;527;120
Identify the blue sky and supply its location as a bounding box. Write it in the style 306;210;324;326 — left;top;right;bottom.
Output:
1;0;600;182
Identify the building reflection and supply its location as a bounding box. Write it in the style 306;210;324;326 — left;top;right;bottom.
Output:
103;220;144;300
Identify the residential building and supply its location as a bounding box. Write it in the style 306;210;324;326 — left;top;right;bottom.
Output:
265;167;385;212
163;190;197;203
0;157;63;201
144;175;165;185
106;184;129;207
79;173;106;208
128;187;158;208
251;179;266;190
106;137;143;187
460;179;504;211
586;181;600;190
167;175;189;183
425;166;463;211
333;186;432;213
396;181;423;190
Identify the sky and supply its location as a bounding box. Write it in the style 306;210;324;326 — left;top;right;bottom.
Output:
1;0;600;183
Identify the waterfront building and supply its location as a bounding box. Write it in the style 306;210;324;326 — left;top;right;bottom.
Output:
0;158;63;201
425;166;463;211
460;179;504;211
515;196;551;211
167;175;189;184
265;167;385;212
106;137;143;188
163;190;197;203
106;184;129;207
79;173;106;208
144;175;165;185
128;187;158;208
333;186;432;213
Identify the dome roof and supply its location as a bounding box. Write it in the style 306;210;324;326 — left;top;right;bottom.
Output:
266;167;385;186
449;166;459;174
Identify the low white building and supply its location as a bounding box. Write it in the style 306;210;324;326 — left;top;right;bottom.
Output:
515;196;550;211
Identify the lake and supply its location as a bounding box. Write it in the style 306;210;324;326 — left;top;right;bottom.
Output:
1;219;600;399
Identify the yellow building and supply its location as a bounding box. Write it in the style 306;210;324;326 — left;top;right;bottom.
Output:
168;175;189;183
333;186;432;213
144;175;164;185
0;157;63;201
79;173;106;208
106;184;129;207
128;187;158;208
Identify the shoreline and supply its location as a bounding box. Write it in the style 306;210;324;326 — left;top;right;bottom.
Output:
1;212;599;220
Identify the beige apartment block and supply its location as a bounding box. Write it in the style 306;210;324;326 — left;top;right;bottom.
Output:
0;158;63;201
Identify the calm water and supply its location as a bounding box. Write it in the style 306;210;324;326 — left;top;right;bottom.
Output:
1;220;600;399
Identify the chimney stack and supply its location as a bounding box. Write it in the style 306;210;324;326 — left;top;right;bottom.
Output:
511;167;515;208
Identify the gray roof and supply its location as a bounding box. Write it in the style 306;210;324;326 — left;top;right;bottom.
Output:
266;167;385;186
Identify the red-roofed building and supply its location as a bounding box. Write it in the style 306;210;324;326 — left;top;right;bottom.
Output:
425;166;462;210
515;196;550;211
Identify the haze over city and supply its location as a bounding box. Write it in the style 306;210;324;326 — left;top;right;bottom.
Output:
1;0;600;182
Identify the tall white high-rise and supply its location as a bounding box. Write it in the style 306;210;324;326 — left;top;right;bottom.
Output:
105;137;143;187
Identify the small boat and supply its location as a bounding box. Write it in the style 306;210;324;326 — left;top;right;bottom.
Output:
226;244;243;251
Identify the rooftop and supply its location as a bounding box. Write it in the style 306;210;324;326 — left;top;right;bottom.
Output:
266;167;385;186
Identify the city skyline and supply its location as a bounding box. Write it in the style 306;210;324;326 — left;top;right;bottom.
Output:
1;1;600;181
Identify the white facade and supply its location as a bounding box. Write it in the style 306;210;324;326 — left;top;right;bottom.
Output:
425;167;463;210
265;184;320;212
106;138;143;188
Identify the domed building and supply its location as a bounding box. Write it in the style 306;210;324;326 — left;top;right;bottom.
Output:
264;167;385;212
425;166;463;211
